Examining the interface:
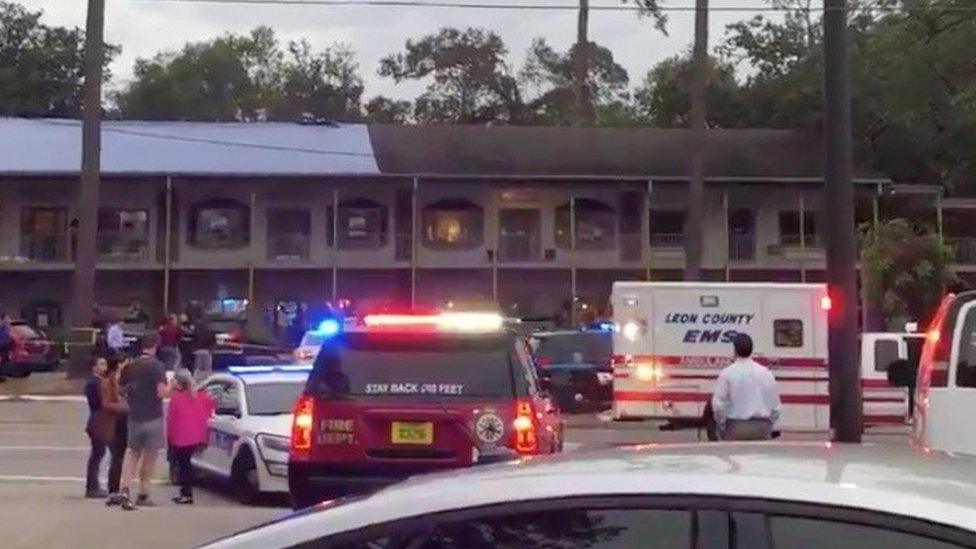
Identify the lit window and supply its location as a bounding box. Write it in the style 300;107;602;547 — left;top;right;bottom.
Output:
422;199;484;250
555;199;616;251
190;199;249;250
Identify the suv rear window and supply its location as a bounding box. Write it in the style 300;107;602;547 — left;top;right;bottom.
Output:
308;332;515;400
532;332;611;364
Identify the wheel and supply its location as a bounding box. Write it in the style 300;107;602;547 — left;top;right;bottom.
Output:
232;450;261;505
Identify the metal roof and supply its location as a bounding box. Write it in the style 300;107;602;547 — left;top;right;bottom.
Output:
0;118;379;176
205;443;976;548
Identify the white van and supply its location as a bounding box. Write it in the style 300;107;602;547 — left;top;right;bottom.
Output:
611;282;915;431
899;291;976;454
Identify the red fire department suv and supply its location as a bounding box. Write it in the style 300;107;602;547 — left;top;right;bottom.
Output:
288;312;564;508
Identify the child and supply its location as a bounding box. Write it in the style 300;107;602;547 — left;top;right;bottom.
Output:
165;368;214;504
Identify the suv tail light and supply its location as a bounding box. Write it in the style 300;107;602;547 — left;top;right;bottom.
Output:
291;395;314;453
513;399;538;454
535;356;552;368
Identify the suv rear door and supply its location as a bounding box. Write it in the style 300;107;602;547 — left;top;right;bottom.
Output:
303;332;523;469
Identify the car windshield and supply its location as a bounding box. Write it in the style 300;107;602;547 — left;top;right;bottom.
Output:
308;332;514;400
245;381;306;415
534;332;612;365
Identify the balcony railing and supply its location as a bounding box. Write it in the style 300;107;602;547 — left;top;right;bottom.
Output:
97;232;149;263
650;233;684;248
950;237;976;265
267;232;310;262
780;234;822;248
498;233;541;263
729;234;756;262
20;234;70;262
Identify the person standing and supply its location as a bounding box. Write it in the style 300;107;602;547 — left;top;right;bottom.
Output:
104;358;129;505
711;333;781;441
0;314;10;382
166;369;214;504
158;314;182;371
192;322;215;383
84;357;128;498
117;333;169;510
106;320;127;361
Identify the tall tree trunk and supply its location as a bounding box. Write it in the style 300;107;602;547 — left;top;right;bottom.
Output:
683;0;708;280
574;0;595;125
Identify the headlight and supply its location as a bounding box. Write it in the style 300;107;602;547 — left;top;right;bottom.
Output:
256;433;291;453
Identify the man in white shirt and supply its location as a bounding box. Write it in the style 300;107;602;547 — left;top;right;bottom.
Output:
712;333;781;441
106;320;127;359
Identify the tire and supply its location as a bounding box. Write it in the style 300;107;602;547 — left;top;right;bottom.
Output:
232;450;261;505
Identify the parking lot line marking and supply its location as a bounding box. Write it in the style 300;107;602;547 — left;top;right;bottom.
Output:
564;442;583;451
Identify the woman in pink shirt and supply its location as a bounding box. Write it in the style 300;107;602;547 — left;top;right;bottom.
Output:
166;369;214;504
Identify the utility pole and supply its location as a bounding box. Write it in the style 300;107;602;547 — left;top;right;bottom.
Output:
574;0;594;124
683;0;707;281
823;0;862;442
68;0;105;378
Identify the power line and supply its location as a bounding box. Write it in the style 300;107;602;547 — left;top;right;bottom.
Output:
115;0;976;14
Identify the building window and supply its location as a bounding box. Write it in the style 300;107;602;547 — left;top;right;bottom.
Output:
21;207;69;262
337;198;388;250
267;208;311;262
499;209;541;262
189;199;249;250
555;199;617;250
422;199;484;250
97;209;149;262
774;319;804;348
779;210;819;246
649;210;685;247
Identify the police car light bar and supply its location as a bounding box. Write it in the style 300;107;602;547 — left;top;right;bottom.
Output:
362;311;504;332
228;364;313;374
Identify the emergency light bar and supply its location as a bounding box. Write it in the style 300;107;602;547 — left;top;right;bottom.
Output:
228;364;313;374
362;311;504;332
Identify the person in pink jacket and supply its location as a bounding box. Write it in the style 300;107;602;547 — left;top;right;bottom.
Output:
166;369;214;504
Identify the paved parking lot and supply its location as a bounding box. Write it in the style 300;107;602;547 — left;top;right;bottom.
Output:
0;398;909;548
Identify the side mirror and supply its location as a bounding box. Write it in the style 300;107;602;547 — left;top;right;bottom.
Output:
887;359;914;388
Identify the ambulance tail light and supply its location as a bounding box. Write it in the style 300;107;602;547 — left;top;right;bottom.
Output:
513;399;538;454
821;295;832;311
291;395;315;454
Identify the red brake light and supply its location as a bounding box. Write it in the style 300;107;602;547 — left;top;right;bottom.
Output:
291;395;314;452
513;399;538;454
821;295;832;311
535;356;552;368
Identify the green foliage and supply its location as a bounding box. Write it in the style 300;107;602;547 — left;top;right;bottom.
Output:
364;95;412;124
0;2;118;116
633;53;743;128
378;27;523;124
860;219;955;329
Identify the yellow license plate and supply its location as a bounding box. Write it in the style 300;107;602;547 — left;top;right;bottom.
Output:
391;421;434;445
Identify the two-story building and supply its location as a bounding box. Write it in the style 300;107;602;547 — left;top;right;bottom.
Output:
0;117;952;333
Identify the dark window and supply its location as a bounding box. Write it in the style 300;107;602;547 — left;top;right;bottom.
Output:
309;334;515;400
20;207;69;262
774;319;804;348
394;188;413;261
266;208;311;261
618;192;642;262
649;210;685;247
956;307;976;388
769;516;961;549
97;209;149;263
779;211;819;246
421;199;484;250
498;209;541;262
338;199;388;250
245;381;306;415
555;199;617;251
533;332;612;365
422;509;691;549
728;208;755;262
189;199;249;250
874;339;901;372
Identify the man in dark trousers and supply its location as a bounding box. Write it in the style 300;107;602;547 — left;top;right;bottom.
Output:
712;333;782;441
117;332;170;510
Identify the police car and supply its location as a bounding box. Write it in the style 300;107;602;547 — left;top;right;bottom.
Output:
192;366;309;503
204;443;976;548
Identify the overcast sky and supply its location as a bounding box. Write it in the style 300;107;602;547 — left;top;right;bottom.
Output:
22;0;768;101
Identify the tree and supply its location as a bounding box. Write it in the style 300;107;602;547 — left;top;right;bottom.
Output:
521;38;629;125
860;218;956;331
116;27;282;121
276;41;364;121
634;53;743;128
0;1;118;116
378;27;524;124
364;95;411;124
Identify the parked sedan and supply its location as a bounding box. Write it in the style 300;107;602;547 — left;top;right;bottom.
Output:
4;320;57;376
203;443;976;548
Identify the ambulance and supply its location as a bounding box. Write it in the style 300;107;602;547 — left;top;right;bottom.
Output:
610;282;914;431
